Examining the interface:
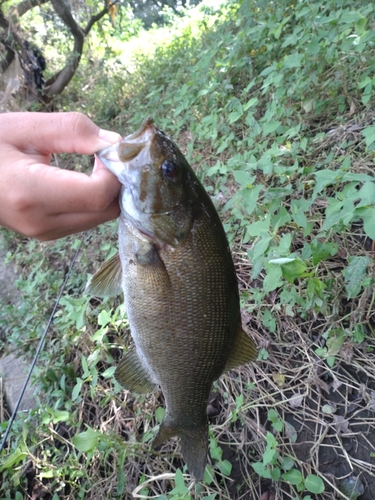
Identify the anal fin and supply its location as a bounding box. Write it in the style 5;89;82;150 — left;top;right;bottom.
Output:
85;253;122;298
224;328;257;372
115;345;156;394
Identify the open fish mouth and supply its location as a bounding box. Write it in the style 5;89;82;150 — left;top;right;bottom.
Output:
123;116;155;142
97;117;156;182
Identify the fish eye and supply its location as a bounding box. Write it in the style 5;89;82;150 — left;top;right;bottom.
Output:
161;160;178;178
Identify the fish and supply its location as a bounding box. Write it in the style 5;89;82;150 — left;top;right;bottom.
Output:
85;118;257;480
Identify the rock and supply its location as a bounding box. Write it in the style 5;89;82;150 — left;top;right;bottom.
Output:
0;352;37;412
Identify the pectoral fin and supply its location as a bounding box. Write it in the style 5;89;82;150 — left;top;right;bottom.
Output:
224;328;257;372
115;345;157;394
85;253;123;298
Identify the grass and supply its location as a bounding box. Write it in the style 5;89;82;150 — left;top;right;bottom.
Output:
1;0;375;498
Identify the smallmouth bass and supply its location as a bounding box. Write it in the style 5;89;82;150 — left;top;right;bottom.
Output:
86;118;257;479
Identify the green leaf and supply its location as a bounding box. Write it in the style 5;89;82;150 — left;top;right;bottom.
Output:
272;207;292;231
315;347;328;358
219;459;232;476
305;474;325;494
269;258;295;265
271;466;281;481
48;409;71;424
268;409;283;432
340;10;365;24
73;427;100;452
246;216;271;237
203;465;214;485
284;421;298;443
265;431;278;448
252;462;272;479
326;356;336;368
252;235;273;261
98;310;112;327
262;121;282;136
232;171;253;185
209;438;223;461
311;241;338;265
362;126;375;148
312;169;341;199
360;206;375;239
281;457;295;471
243;97;258;110
155;406;165;423
326;329;346;356
356;181;375;207
170;469;189;495
241;185;263;215
323;198;355;231
282;52;303;68
280;259;308;283
282;468;304;485
342;256;372;299
72;378;83;401
82;355;90;380
262;309;276;333
263;265;283;293
101;366;116;378
0;448;28;471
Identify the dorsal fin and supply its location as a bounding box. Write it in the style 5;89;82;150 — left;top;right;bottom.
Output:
85;253;123;297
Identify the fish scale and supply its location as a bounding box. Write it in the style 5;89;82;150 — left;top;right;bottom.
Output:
85;118;257;479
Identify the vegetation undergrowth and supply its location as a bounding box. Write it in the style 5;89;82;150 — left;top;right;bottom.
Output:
1;0;375;499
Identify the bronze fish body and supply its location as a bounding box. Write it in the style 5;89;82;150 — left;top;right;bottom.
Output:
86;118;257;479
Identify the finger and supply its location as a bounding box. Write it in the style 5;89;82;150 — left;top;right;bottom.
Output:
2;112;122;155
17;159;121;215
21;199;120;241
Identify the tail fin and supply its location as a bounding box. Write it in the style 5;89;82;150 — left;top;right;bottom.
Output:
152;420;208;480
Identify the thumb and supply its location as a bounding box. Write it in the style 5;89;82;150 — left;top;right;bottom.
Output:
4;112;122;155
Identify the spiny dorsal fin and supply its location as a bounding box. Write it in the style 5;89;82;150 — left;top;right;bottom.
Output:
224;328;257;372
85;253;122;298
115;345;156;394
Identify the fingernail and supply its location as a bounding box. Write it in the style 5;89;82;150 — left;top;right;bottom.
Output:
98;129;122;144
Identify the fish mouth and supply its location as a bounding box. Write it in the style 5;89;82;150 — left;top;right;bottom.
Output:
123;117;155;142
97;133;155;185
97;119;156;183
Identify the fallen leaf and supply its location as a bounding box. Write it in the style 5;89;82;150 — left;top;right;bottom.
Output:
340;343;354;363
332;376;343;392
272;372;285;387
333;415;350;434
322;403;337;414
284;421;298;443
289;392;304;409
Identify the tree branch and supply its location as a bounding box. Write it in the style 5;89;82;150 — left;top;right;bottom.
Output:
84;1;120;35
15;0;49;18
45;0;117;98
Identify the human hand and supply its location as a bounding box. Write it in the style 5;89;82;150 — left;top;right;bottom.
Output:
0;112;122;240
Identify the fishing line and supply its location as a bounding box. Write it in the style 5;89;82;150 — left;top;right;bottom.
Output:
0;235;85;453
